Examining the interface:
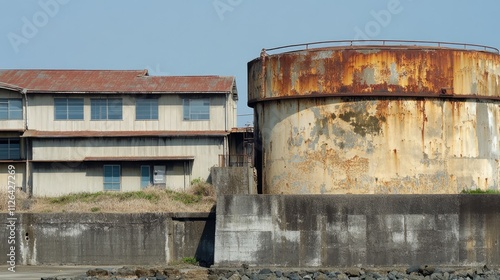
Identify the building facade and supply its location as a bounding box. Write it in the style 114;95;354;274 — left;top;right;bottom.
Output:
0;70;237;196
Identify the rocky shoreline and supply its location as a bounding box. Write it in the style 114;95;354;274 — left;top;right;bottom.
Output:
41;265;500;280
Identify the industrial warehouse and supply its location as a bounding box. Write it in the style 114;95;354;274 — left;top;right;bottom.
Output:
0;69;238;196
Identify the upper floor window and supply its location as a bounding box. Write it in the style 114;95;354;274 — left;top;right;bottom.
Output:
183;98;209;120
54;98;84;120
136;98;158;120
0;99;22;120
91;98;122;120
0;138;20;160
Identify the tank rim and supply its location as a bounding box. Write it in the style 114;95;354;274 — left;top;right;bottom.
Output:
262;39;499;56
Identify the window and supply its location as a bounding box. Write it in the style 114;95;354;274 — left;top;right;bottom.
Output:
103;165;120;191
0;99;22;120
91;98;122;120
0;138;20;160
183;98;209;120
54;98;84;120
136;98;158;120
140;165;152;188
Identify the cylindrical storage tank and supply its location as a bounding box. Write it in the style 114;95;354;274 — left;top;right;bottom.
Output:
248;41;500;194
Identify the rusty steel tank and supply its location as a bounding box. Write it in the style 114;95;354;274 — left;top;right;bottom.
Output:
248;40;500;194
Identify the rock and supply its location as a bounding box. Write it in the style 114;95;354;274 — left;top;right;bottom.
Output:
116;266;136;277
241;275;250;280
431;272;445;280
421;266;436;276
259;268;272;275
407;265;421;274
337;272;349;280
275;270;283;277
86;268;109;277
135;267;155;277
228;273;242;280
347;268;362;277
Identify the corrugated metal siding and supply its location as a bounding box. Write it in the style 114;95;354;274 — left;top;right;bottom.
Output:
32;161;189;196
27;94;230;132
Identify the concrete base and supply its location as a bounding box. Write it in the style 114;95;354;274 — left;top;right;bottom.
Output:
214;195;500;267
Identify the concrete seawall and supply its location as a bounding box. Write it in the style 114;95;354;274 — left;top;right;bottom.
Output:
0;212;215;266
214;195;500;267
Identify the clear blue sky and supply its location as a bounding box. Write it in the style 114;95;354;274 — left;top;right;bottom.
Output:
1;0;499;126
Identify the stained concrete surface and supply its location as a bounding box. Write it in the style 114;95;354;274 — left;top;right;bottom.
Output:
0;265;96;280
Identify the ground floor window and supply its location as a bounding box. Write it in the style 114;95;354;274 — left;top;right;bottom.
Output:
0;138;20;160
103;165;120;191
140;165;152;188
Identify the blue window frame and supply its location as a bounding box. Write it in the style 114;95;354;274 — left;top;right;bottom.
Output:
103;165;120;191
183;98;210;120
54;98;84;120
0;138;20;160
0;99;22;120
140;165;152;188
136;98;158;120
91;98;122;120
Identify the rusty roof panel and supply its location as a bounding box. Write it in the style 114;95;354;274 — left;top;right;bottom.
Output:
0;70;235;94
22;130;229;138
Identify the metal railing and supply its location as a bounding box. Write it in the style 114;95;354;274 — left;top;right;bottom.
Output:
265;39;499;54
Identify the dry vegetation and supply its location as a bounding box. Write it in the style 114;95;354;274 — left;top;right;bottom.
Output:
0;180;216;213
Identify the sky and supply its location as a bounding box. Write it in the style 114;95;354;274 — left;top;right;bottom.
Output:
1;0;500;127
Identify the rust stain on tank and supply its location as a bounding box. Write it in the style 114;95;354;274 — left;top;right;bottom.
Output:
249;43;500;194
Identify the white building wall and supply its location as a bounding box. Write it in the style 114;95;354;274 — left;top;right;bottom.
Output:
30;137;223;196
27;94;232;132
32;161;191;196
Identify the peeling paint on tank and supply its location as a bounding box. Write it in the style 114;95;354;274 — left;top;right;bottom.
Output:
250;45;500;194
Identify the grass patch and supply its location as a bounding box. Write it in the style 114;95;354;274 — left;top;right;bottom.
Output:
0;184;216;213
49;191;160;204
166;190;201;204
461;189;500;194
181;257;198;265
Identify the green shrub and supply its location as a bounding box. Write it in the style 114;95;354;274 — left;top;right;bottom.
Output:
181;257;198;265
461;189;500;194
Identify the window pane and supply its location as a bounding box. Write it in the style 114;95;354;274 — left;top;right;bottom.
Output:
183;99;190;120
183;98;209;120
140;165;150;188
67;98;84;120
0;139;8;159
0;139;20;160
9;139;20;160
108;99;122;120
0;99;8;119
136;98;158;120
104;165;120;190
54;98;68;120
91;99;106;120
9;99;22;120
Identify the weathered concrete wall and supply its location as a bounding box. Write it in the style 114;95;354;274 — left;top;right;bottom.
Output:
211;167;257;195
214;195;500;267
0;212;215;266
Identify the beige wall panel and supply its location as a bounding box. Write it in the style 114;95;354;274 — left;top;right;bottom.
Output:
27;94;231;131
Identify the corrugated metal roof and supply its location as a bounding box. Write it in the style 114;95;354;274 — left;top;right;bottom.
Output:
22;130;229;138
0;69;235;94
